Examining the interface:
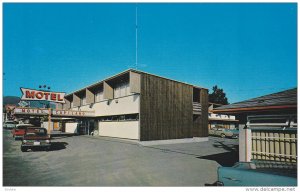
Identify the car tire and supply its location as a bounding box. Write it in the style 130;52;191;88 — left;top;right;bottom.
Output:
21;146;28;152
220;134;226;138
46;146;51;152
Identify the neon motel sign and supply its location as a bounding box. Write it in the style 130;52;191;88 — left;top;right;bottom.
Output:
20;88;66;104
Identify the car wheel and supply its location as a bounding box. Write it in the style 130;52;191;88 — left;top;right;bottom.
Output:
220;134;226;138
21;146;28;152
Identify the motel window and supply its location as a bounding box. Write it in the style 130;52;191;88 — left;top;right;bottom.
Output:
102;116;113;121
99;114;139;122
81;96;86;106
95;90;104;102
114;82;129;98
119;115;125;121
125;114;139;121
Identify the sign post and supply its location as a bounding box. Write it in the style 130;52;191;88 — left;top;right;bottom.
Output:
48;108;51;134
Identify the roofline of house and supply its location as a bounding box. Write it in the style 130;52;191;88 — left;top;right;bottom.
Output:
66;69;208;97
212;104;297;114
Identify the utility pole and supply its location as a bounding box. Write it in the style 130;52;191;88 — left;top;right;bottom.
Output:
135;3;138;70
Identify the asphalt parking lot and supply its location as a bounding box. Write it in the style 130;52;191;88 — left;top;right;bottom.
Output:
3;129;238;186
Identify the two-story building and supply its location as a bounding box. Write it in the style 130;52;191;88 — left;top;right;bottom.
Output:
57;69;209;143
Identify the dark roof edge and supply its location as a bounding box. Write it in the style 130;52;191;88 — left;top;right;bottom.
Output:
214;87;297;110
66;69;208;97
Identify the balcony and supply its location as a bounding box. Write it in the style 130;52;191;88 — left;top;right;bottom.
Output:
193;102;202;115
209;113;236;120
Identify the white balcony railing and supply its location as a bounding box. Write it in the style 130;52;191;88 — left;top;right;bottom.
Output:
193;102;202;115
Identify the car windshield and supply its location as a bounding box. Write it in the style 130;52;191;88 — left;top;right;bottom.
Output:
5;122;15;125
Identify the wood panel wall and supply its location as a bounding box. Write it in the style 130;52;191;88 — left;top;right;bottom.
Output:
139;73;208;141
200;89;209;136
130;71;141;93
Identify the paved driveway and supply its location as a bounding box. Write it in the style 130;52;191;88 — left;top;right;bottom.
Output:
3;130;238;186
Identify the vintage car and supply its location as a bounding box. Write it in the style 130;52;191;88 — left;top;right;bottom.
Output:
213;160;297;186
209;128;239;138
21;127;51;152
11;124;34;140
207;115;297;186
3;121;17;129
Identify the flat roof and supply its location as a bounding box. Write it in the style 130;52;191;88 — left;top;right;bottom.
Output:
66;69;208;97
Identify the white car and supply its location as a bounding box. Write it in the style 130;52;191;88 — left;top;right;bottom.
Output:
3;121;17;129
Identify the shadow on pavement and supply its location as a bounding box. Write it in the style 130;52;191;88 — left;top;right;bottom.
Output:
197;151;239;166
50;142;68;151
197;140;239;167
28;142;68;152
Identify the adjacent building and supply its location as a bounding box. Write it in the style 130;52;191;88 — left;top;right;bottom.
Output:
212;88;297;125
56;69;209;142
208;103;238;129
213;88;297;163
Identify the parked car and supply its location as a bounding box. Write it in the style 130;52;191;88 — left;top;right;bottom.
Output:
209;128;239;138
11;124;34;140
21;127;51;152
3;121;17;129
214;161;297;186
208;115;297;186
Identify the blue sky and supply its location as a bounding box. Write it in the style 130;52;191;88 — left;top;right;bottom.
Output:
3;3;297;103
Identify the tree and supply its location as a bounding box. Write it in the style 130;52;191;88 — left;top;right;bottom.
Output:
209;85;229;105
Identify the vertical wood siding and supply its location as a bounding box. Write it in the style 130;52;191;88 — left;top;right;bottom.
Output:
139;73;208;141
130;71;141;93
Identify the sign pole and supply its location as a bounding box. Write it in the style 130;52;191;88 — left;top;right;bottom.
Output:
48;108;51;134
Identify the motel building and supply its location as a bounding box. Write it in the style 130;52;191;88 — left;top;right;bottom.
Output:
14;69;209;143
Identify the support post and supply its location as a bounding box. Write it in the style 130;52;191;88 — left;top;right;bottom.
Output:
48;108;51;134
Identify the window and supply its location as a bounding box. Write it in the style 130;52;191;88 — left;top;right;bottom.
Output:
95;90;104;102
125;114;139;121
70;101;73;108
114;82;130;98
99;114;139;122
81;96;86;105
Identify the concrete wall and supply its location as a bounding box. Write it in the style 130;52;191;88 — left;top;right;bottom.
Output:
65;123;78;133
73;94;80;107
98;121;139;140
103;81;113;100
64;99;71;110
72;94;140;116
86;88;94;104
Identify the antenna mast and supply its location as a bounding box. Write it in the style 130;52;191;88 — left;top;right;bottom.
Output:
135;4;138;70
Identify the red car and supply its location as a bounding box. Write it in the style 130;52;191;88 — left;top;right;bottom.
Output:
11;124;34;140
21;128;51;152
